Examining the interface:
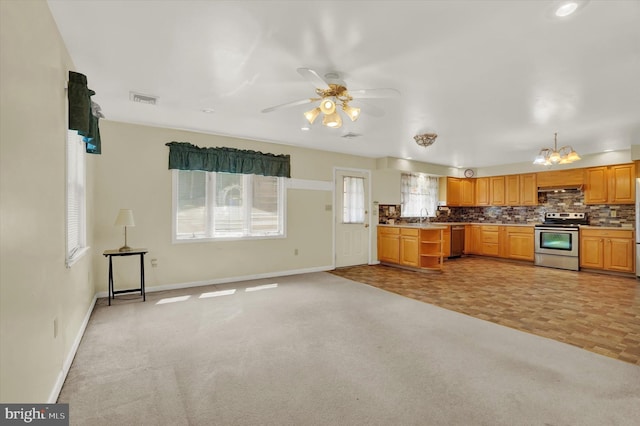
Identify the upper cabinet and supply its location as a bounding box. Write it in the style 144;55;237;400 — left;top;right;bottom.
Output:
519;173;538;206
490;176;506;206
536;169;584;188
476;177;490;206
584;163;635;204
447;177;475;207
505;175;520;205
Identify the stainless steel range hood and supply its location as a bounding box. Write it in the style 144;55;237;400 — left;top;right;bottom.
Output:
537;185;583;193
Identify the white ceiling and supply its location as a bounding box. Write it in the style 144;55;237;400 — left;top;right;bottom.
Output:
47;0;640;168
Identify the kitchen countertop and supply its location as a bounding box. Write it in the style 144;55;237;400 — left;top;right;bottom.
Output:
580;225;635;231
378;223;634;230
378;223;448;229
378;222;537;227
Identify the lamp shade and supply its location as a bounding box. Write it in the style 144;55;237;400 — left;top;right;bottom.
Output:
114;209;135;227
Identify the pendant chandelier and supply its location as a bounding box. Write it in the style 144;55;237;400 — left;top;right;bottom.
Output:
533;132;581;166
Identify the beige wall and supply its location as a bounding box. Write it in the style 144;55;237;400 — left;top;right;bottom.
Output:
0;0;95;402
92;121;376;292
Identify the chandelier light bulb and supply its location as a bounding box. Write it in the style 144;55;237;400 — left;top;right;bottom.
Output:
320;99;336;115
304;107;321;124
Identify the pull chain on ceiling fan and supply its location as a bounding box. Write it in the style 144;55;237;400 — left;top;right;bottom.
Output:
262;68;399;129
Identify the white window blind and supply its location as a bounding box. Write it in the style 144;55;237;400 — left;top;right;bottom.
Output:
174;170;285;240
66;130;87;266
400;173;439;217
342;176;365;224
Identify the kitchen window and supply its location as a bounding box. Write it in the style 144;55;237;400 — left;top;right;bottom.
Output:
400;172;439;218
173;170;285;241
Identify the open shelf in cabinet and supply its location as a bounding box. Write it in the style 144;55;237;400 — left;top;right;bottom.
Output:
419;228;444;271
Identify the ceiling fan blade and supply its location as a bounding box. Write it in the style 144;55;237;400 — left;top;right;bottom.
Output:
351;100;386;118
297;68;330;89
261;98;316;113
349;88;401;99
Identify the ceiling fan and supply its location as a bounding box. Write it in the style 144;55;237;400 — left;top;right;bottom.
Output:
261;68;400;129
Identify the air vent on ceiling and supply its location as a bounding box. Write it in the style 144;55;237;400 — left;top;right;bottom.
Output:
342;132;362;139
129;91;158;105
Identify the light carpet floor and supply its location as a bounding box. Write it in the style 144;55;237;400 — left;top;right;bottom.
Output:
58;272;640;425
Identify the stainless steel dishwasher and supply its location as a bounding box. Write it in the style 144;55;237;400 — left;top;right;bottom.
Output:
450;225;465;257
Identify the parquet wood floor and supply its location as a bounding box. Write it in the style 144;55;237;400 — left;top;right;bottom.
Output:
330;257;640;365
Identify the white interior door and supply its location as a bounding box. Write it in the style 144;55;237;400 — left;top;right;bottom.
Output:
335;169;370;267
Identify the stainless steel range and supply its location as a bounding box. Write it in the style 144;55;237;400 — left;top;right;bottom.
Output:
534;212;588;271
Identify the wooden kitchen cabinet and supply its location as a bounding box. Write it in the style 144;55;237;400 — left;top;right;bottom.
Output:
481;225;499;257
446;177;474;206
490;176;506;206
584;163;635;205
505;175;520;205
466;225;482;254
475;177;490;206
399;228;420;267
378;227;400;264
460;178;475;206
441;225;451;258
580;228;634;273
446;177;461;206
505;226;534;261
378;226;444;271
519;173;538;206
536;169;584;188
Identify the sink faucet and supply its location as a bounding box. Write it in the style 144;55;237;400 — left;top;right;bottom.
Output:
419;208;429;224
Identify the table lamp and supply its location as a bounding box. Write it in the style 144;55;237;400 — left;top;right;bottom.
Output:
114;209;135;252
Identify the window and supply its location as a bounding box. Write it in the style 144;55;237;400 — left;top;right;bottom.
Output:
342;176;365;224
174;170;285;240
66;130;87;266
400;173;439;218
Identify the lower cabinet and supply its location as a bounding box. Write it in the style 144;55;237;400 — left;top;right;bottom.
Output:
378;226;443;271
378;226;400;264
580;229;634;273
505;226;534;261
399;228;419;267
465;224;534;261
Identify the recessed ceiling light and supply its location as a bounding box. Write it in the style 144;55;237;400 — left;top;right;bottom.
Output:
201;108;215;113
301;126;310;131
555;2;579;17
405;157;413;160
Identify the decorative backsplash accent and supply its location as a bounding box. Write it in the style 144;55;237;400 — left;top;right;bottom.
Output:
381;193;634;227
379;204;402;224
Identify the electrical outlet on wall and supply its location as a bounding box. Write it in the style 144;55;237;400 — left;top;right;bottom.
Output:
611;210;617;218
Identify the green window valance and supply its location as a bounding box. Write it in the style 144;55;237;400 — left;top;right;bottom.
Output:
68;71;102;154
166;142;291;178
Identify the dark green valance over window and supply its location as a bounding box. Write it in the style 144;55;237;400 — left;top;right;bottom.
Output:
68;71;102;154
166;142;291;178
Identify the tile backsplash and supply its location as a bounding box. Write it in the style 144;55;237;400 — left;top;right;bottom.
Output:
380;192;635;227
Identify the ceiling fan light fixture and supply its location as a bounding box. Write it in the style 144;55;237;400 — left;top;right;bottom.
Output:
304;107;321;124
323;111;342;128
342;104;361;121
320;99;336;115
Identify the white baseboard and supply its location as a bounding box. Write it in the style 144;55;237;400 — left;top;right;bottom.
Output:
95;265;334;299
48;294;97;403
